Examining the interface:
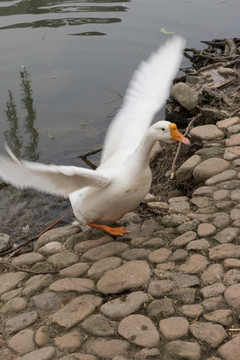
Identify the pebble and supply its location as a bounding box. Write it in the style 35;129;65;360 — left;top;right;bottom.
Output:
203;309;233;326
178;254;209;274
54;331;82;352
0;272;28;295
17;347;55;360
147;298;175;320
213;227;239;243
81;314;115;336
209;243;240;260
49;278;95;293
38;241;63;255
8;329;35;355
159;317;189;340
186;238;210;250
170;231;197;247
180;304;203;318
218;334;240;360
82;242;128;261
197;223;216;237
31;292;62;310
97;260;151;294
176;155;202;182
0;296;27;314
118;314;159;347
205;170;237;185
84;339;129;359
148;247;172;263
224;283;240;310
4;310;38;335
193;158;230;182
47;252;79;269
190;125;224;141
190;322;227;348
165;340;201;360
59;262;90;277
148;279;175;297
100;291;150;320
200;283;226;298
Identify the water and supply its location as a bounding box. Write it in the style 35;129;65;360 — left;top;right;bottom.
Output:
0;0;239;236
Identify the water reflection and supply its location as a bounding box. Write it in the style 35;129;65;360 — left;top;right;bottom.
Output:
0;0;128;32
4;67;39;161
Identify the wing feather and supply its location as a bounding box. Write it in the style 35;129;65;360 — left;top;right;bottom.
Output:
100;36;186;164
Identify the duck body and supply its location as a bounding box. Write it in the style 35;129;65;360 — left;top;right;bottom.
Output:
0;36;190;235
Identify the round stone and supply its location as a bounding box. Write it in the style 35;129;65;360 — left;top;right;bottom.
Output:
159;317;189;340
193;158;230;183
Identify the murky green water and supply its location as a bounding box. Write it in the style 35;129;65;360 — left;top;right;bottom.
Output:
0;0;239;236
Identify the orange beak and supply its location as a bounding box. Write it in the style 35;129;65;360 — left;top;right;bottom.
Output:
169;123;190;145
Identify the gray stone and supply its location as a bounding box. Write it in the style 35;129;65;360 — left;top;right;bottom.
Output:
82;242;128;261
0;272;28;295
16;347;55;360
218;334;240;360
206;170;237;185
148;248;172;263
226;133;240;146
201;264;224;285
178;254;209;274
85;339;129;359
217;116;240;129
191;196;211;208
213;190;229;201
87;257;122;279
38;241;62;255
59;262;90;277
203;309;233;326
201;283;226;298
209;244;240;260
118;314;159;347
193;158;230;182
0;297;27;314
196;146;224;160
171;231;197;247
147;298;175;320
190;322;227;348
224;283;240;310
148;280;175;297
47;252;79;269
176;219;200;234
186;239;210;250
49;278;95;293
214;228;239;243
122;248;150;260
213;212;231;228
100;291;149;320
35;224;80;250
159;317;189;340
22;274;53;297
171;82;198;110
97;260;151;294
180;304;203;319
190;125;224;141
32;292;62;310
192;186;214;197
197;223;216;237
176;155;201;183
8;329;35;355
74;236;112;253
4;310;38;335
165;340;201;360
161;214;187;227
54;331;82;352
51;295;102;329
224;146;240;160
81;314;115;336
0;233;10;252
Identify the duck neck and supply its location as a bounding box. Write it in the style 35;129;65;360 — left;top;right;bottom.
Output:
132;129;157;168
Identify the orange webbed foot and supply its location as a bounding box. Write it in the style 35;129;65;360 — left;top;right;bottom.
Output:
87;222;129;236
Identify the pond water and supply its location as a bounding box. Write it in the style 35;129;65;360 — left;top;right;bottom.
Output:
0;0;239;236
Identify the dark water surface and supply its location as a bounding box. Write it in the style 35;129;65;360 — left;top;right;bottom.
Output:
0;0;239;235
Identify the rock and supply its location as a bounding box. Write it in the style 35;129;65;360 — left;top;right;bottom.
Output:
224;283;240;310
230;208;240;221
224;269;240;286
203;309;233;326
0;272;28;295
16;347;55;360
177;219;200;234
35;326;49;347
201;283;226;298
218;334;240;360
165;340;201;360
169;199;190;213
22;274;53;297
47;252;79;269
59;354;97;360
191;196;211;208
34;224;80;250
147;298;175;320
180;304;203;318
49;278;95;293
59;262;90;277
174;274;199;288
196;146;223;160
197;223;216;237
186;238;210;250
0;233;10;252
31;292;62;310
224;146;240;160
82;242;128;261
8;329;35;355
190;322;227;348
192;186;214;196
133;348;159;360
51;295;102;329
81;314;115;336
209;244;240;260
4;310;38;335
201;264;224;285
171;249;188;262
161;214;187;227
213;190;230;201
226;133;240;146
193;158;230;182
173;288;196;304
100;291;149;320
0;297;27;314
170;231;197;247
206;170;237;185
148;248;172;263
217;116;240;129
148;280;175;297
38;241;62;255
170;82;198;111
190;125;224;141
1;288;22;302
97;260;151;294
214;227;239;243
202;296;224;311
87;257;122;279
176;155;202;183
84;339;129;359
74;236;112;253
178;254;209;274
118;314;159;347
213;212;231;228
122;248;150;260
159;317;189;340
223;258;240;269
54;331;82;352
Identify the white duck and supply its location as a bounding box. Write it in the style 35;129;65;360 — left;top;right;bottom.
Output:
0;36;190;236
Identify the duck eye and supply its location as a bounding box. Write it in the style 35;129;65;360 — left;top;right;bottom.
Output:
161;128;165;131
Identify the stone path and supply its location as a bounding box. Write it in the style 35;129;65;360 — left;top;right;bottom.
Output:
0;116;240;360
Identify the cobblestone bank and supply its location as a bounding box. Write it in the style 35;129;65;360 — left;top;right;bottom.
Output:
0;117;240;360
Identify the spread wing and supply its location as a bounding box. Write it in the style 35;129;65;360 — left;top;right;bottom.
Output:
100;36;186;165
0;147;111;198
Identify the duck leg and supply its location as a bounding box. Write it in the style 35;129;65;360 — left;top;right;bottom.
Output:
87;221;129;236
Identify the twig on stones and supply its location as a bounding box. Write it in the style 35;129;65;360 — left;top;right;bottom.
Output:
0;260;59;275
170;114;201;180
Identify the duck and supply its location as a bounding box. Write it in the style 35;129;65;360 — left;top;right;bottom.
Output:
0;36;190;236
